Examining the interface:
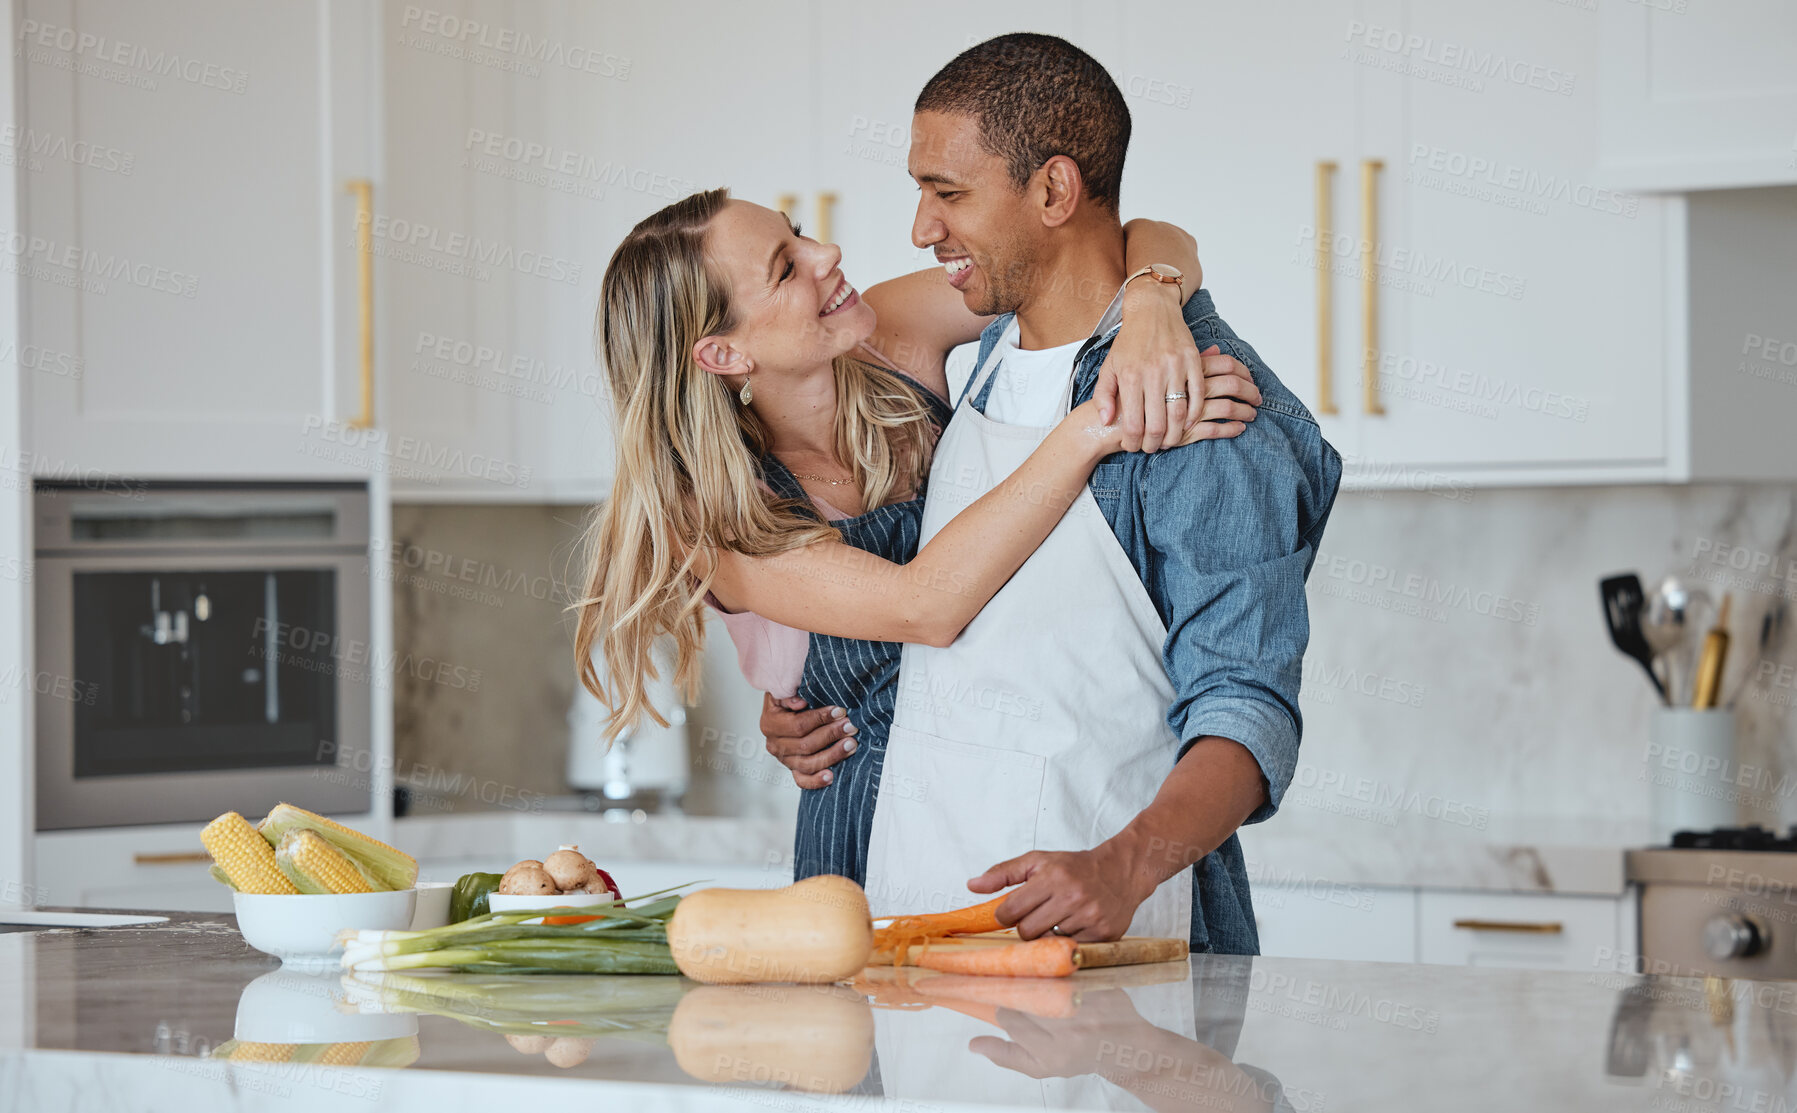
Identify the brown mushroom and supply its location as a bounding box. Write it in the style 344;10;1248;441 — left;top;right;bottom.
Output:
544;1036;595;1068
581;875;614;896
505;1034;553;1055
543;845;599;893
498;859;556;896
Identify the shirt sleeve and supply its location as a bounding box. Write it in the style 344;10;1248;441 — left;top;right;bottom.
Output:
1141;401;1337;826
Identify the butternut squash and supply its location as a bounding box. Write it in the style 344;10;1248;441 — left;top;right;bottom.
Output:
667;984;874;1093
667;875;873;985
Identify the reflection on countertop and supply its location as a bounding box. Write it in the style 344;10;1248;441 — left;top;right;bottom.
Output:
3;911;1795;1111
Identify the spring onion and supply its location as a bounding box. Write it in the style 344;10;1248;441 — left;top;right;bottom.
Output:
337;889;687;974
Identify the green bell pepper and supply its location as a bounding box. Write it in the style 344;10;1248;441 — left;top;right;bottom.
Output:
449;871;504;923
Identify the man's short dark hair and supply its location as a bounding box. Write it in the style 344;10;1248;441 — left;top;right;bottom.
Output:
915;33;1131;212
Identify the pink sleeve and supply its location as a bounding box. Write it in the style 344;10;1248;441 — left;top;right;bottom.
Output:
699;479;846;701
706;593;809;699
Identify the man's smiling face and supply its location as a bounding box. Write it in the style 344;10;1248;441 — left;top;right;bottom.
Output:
908;110;1044;317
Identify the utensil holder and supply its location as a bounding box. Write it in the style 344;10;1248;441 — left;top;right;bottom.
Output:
1644;708;1739;844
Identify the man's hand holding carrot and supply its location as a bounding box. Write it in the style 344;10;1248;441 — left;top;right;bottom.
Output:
967;842;1154;943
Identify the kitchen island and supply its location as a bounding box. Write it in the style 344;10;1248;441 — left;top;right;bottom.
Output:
0;910;1786;1112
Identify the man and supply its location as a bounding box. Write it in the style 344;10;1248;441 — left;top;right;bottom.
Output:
764;32;1340;955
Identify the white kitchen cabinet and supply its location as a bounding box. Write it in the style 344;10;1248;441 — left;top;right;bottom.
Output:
22;0;380;480
1117;4;1797;488
1598;1;1797;192
1418;890;1625;972
1252;882;1417;963
1357;0;1670;482
382;0;825;502
1256;881;1631;970
1121;1;1364;463
35;826;235;914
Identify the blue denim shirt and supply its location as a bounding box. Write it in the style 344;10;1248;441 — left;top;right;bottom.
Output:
967;288;1343;954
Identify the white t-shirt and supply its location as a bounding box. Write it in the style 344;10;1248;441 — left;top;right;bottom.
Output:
971;321;1089;427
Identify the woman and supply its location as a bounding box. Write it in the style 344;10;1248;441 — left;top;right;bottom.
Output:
575;188;1258;884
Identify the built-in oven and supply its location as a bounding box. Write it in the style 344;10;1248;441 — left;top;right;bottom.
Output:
34;483;373;830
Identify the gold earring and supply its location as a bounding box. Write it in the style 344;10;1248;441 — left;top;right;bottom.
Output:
738;378;753;405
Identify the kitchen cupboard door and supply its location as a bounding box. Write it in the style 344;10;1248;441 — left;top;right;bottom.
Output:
1598;1;1797;192
382;0;819;500
1253;882;1418;963
22;0;379;480
592;3;814;271
1418;891;1622;972
1353;0;1668;482
380;0;529;499
1118;1;1365;462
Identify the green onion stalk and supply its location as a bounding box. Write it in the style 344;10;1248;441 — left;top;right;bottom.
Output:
340;971;683;1040
336;890;687;975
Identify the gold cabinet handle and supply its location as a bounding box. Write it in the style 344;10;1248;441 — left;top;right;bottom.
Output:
1313;161;1338;416
775;193;799;225
1452;919;1564;934
346;179;375;429
133;851;212;865
1360;159;1384;416
814;192;838;245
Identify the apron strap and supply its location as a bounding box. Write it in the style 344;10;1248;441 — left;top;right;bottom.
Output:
961;321;1015;410
757;452;817;514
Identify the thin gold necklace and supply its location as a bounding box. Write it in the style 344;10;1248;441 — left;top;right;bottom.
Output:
790;468;854;487
778;454;854;487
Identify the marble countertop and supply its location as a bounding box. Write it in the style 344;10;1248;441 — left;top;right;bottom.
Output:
1;909;1784;1112
397;809;1647;896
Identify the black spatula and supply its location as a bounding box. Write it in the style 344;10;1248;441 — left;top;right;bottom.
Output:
1601;573;1668;704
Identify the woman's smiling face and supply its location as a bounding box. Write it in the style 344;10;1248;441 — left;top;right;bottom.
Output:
702;200;876;376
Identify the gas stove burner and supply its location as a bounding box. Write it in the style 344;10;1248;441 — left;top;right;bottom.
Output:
1670;825;1797;852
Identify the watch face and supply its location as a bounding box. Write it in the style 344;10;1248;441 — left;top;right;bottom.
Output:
1150;263;1182;281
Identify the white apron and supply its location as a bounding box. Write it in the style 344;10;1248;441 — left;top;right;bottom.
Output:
863;303;1194;944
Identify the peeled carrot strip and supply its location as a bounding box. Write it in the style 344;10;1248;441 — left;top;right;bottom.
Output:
913;936;1079;978
873;895;1009;964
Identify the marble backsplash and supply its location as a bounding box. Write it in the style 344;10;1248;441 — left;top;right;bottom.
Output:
390;483;1797;830
1298;482;1795;834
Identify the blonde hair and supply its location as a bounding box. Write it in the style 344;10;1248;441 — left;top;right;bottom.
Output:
574;188;936;739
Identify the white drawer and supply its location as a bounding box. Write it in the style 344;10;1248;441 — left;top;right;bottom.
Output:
1253;882;1418;963
1418;890;1622;972
36;826;221;912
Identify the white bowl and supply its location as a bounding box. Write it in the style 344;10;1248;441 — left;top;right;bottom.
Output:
233;969;418;1043
408;881;454;931
233;889;417;967
487;891;618;918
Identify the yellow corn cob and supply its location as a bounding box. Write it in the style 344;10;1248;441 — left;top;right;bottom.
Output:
215;1040;295;1062
309;1041;371;1067
258;803;416;891
276;829;374;894
201;812;298;894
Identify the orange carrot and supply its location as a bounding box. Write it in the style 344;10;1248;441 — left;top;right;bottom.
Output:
873;894;1009;964
914;973;1081;1017
914;936;1079;978
542;914;601;925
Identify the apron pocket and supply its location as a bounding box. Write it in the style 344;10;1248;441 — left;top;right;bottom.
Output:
864;724;1046;918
